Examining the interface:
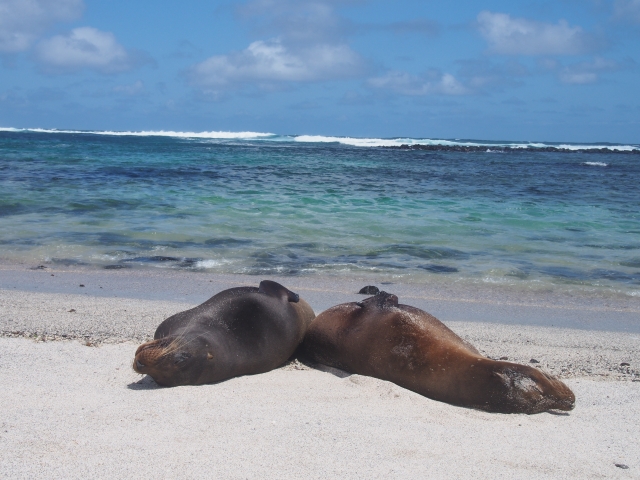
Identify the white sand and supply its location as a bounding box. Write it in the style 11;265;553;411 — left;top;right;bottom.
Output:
0;264;639;478
1;338;638;479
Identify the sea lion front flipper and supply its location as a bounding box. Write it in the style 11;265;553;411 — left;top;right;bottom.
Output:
258;280;300;303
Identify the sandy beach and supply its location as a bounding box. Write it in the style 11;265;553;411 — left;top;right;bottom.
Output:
1;263;639;479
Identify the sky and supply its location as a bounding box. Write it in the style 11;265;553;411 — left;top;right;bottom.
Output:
1;0;639;142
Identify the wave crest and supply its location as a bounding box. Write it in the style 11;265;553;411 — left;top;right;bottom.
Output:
2;127;638;151
292;135;639;151
0;127;274;139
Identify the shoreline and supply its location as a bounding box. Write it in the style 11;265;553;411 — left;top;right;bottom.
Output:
2;261;639;329
2;254;639;302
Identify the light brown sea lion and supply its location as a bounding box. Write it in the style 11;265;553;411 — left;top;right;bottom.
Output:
133;280;315;387
302;291;575;414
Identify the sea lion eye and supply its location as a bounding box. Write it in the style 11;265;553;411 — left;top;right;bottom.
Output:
174;352;192;365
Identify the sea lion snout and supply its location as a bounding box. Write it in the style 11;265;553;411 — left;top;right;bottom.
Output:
133;337;188;371
133;338;165;373
492;364;575;414
545;377;576;411
132;336;205;386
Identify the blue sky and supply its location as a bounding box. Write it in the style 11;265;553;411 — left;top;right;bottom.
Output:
1;0;639;142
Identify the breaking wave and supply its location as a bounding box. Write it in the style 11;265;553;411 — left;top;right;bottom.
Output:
291;135;639;152
0;127;274;139
1;127;638;152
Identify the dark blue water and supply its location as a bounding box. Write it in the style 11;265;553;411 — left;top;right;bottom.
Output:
1;129;639;296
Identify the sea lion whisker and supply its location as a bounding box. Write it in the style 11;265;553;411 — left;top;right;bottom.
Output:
162;336;189;356
163;332;208;357
152;335;187;358
156;327;215;361
161;315;207;355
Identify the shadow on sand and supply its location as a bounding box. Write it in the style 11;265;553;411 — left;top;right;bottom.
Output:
127;375;160;390
294;353;352;379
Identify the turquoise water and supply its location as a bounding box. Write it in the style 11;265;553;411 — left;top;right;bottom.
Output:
1;129;639;296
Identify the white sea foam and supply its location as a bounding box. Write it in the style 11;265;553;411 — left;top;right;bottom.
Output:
293;135;416;147
195;259;229;269
0;127;274;139
291;134;639;151
293;135;477;148
556;144;635;151
2;127;638;151
582;162;609;167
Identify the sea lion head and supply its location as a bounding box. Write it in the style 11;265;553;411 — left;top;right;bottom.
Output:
489;362;575;414
133;334;212;387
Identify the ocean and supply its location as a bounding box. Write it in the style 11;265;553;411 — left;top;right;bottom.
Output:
1;128;639;297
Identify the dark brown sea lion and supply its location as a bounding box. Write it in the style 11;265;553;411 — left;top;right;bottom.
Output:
133;280;315;387
302;291;575;414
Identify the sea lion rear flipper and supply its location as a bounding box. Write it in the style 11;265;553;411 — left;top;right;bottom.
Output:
258;280;300;303
358;285;380;295
359;291;399;309
377;292;399;308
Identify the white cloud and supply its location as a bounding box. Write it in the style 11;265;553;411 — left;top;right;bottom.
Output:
188;0;367;93
477;11;598;55
560;71;598;84
368;70;469;96
558;57;619;84
0;0;83;52
189;39;365;89
613;0;640;24
35;27;140;73
538;56;620;84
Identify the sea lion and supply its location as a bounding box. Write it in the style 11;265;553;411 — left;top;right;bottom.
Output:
133;280;315;387
302;291;575;414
